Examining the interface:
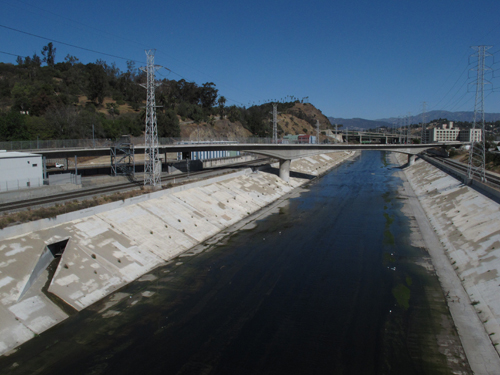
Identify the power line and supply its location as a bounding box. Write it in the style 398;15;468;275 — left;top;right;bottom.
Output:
428;62;470;111
0;24;144;64
1;0;149;49
5;0;256;101
0;50;22;58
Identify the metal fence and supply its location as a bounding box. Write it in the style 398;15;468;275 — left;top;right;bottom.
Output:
0;136;277;151
0;177;44;192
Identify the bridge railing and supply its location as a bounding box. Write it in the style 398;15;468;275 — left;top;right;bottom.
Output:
0;134;426;151
0;136;279;151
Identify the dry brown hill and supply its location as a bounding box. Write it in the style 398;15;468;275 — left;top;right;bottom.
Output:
179;102;332;141
88;96;332;141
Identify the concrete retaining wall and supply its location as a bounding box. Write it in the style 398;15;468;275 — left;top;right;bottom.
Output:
0;151;353;355
398;154;500;355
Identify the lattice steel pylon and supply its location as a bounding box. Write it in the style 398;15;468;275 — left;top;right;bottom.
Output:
140;50;162;187
271;103;279;144
467;46;492;184
421;102;427;144
316;120;320;144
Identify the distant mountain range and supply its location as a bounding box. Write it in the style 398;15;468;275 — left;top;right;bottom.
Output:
328;110;500;130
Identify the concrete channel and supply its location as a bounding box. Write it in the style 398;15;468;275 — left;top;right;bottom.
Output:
0;151;354;355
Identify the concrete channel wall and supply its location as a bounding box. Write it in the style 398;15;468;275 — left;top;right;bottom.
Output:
397;154;500;358
0;151;353;356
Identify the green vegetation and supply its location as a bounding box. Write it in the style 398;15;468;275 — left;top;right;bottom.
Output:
392;283;411;310
384;229;395;245
0;45;307;141
384;212;394;226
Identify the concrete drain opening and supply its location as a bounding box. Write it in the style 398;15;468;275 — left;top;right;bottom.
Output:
18;239;69;301
47;239;69;258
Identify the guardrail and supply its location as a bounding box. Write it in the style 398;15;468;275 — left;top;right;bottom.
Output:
0;134;411;151
0;137;279;151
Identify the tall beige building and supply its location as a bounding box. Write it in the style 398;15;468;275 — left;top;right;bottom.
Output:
424;121;481;143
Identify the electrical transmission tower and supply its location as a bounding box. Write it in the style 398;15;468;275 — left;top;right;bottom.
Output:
271;103;279;144
140;50;162;187
467;46;492;184
421;102;427;143
316;120;320;144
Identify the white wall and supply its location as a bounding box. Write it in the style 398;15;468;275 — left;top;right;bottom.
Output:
0;153;43;191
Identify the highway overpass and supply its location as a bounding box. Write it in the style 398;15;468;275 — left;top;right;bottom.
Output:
29;142;466;182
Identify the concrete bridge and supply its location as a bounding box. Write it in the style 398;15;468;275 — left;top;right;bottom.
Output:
31;142;465;182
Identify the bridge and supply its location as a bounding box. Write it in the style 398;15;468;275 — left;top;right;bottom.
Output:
29;142;465;182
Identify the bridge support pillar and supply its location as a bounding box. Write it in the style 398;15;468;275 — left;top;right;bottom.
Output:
279;159;291;182
408;154;416;166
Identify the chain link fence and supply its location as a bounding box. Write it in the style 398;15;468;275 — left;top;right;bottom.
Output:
0;136;276;151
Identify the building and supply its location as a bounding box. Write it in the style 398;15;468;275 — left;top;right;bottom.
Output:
298;134;317;144
189;150;240;161
282;134;299;144
0;151;43;191
176;141;240;161
424;122;482;143
458;128;482;143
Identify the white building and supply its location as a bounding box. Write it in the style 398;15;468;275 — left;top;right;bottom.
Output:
0;151;43;191
425;122;482;143
458;128;482;142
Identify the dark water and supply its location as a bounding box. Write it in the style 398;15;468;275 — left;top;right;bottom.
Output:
0;151;469;375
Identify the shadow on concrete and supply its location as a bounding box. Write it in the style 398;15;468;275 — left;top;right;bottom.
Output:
263;167;316;181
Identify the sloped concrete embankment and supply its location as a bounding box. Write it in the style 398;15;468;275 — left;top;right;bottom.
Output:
0;152;353;355
396;154;500;359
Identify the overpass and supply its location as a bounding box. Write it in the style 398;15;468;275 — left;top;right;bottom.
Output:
29;142;465;182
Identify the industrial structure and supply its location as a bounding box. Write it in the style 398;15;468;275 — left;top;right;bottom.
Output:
140;50;162;187
467;45;491;183
0;151;43;191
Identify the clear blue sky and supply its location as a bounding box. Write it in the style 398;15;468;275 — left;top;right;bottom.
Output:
1;0;499;120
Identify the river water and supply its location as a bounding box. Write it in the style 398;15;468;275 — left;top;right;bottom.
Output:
0;151;470;375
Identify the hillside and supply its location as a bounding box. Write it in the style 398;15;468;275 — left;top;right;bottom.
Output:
179;102;332;141
0;44;332;143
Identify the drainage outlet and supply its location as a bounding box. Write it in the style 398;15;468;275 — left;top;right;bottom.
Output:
18;239;69;301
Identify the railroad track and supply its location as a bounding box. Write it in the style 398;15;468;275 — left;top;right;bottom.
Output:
423;154;500;188
0;158;272;213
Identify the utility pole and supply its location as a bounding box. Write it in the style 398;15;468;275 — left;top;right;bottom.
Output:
467;45;492;184
316;120;320;144
140;50;162;187
421;102;427;144
271;103;279;144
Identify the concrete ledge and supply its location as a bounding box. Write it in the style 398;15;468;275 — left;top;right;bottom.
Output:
421;155;500;203
0;169;252;239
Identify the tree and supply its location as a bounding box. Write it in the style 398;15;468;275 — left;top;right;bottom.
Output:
44;105;79;138
0;110;30;141
64;54;79;66
218;96;226;118
11;83;32;112
199;82;218;108
157;110;180;137
227;105;241;123
86;63;107;105
41;42;56;67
